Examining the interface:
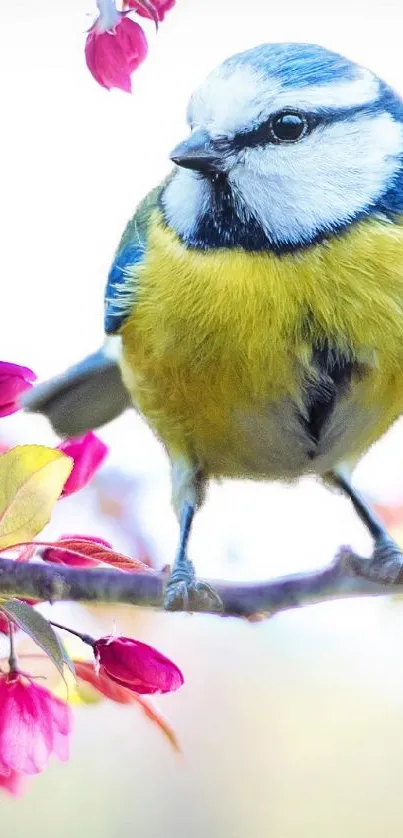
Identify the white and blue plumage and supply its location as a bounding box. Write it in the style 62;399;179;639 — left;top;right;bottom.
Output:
163;43;403;251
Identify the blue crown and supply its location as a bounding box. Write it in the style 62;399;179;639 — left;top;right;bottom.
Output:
223;43;360;89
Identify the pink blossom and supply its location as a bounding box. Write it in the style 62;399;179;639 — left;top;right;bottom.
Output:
0;362;36;418
42;534;112;568
0;674;72;776
85;0;148;93
0;769;27;797
126;0;175;22
94;635;184;695
58;432;108;496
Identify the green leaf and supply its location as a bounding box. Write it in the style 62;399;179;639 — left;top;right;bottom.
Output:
0;599;75;678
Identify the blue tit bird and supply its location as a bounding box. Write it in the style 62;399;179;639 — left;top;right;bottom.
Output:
25;42;403;609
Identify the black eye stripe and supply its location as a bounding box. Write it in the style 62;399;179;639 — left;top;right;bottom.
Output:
219;99;385;153
229;109;314;150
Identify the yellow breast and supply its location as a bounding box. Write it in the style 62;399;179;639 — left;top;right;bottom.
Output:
120;211;403;478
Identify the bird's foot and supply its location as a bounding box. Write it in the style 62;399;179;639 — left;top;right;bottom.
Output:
163;559;223;612
348;534;403;584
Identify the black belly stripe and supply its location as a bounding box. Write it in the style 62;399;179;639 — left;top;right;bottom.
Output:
300;342;355;453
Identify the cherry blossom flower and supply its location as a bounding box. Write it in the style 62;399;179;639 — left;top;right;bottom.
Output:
0;674;72;776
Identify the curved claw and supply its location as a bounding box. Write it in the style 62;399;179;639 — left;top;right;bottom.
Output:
164;578;223;613
349;534;403;584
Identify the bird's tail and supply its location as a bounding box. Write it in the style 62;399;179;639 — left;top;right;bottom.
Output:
22;337;131;438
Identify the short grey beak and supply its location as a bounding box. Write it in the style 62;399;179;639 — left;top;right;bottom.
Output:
169;129;222;175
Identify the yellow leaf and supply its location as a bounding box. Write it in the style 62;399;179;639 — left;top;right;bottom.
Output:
0;445;73;549
52;669;103;706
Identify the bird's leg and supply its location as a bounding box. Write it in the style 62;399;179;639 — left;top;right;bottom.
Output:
164;461;223;612
331;469;403;583
164;502;223;611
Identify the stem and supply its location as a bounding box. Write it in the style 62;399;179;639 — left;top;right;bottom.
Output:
49;620;95;647
96;0;121;31
8;622;18;672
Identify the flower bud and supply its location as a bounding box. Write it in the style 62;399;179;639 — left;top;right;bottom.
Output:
94;636;184;694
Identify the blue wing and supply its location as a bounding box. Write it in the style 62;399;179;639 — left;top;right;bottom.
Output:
104;180;169;335
104;242;145;335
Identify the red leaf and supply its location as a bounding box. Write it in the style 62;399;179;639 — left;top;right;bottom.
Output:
41;538;152;573
133;694;181;754
74;661;181;752
16;544;37;563
74;661;138;704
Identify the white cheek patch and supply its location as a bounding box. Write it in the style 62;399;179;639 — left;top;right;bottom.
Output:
163;113;403;248
230;112;403;245
162;170;211;241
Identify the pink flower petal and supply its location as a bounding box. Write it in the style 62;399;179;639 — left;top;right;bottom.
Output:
127;0;175;21
0;684;50;773
85;16;148;92
58;432;108;496
0;769;27;797
0;362;36;417
0;676;72;776
0;363;36;382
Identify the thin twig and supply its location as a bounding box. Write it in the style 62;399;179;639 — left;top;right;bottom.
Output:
0;548;396;619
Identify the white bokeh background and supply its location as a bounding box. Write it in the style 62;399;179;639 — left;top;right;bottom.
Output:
3;1;403;835
3;0;403;583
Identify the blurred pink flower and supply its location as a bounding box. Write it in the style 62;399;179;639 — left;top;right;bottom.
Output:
0;769;26;797
0;362;36;418
126;0;175;22
58;432;108;496
0;614;9;636
42;534;112;568
85;0;148;92
94;635;184;695
0;674;72;776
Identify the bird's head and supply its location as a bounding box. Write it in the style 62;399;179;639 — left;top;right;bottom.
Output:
161;43;403;252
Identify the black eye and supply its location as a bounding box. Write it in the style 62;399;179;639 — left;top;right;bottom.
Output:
270;111;308;143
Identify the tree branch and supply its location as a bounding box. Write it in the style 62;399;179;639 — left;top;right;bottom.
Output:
0;548;397;618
